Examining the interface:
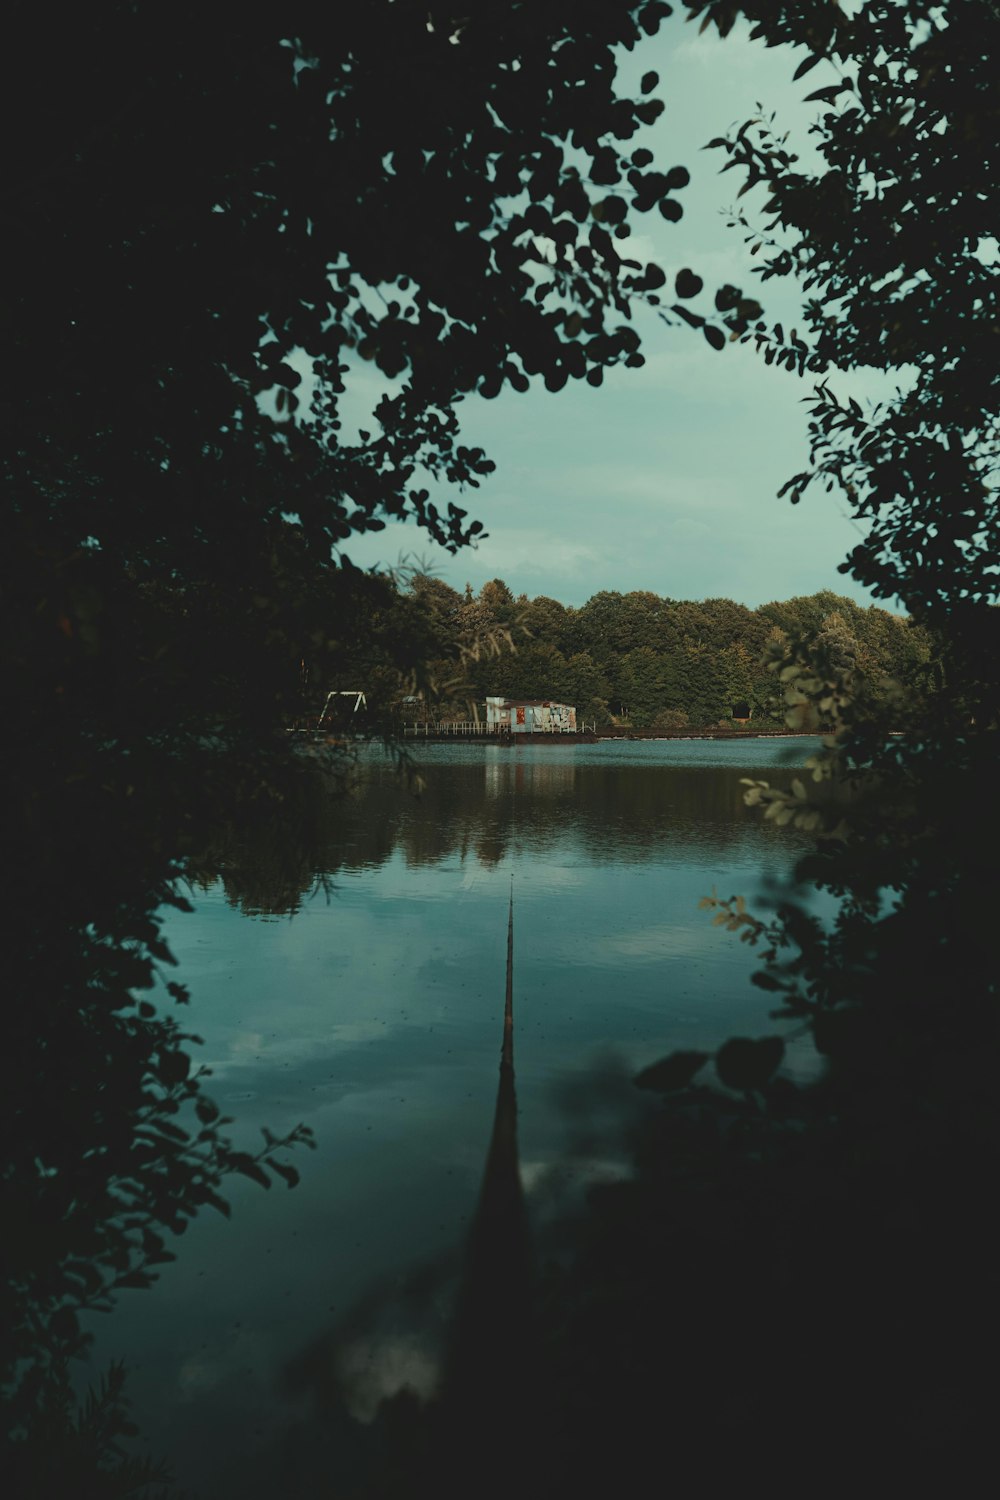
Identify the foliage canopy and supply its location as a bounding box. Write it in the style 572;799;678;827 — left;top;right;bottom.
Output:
406;577;930;727
6;0;1000;1485
5;0;765;1461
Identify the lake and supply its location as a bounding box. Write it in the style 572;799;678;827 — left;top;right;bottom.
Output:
82;738;824;1492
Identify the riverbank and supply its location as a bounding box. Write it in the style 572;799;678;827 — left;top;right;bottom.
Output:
399;726;805;744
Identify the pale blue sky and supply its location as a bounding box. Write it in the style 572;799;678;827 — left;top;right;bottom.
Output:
337;18;886;610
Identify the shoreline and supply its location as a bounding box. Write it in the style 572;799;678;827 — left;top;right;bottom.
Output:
397;728;816;745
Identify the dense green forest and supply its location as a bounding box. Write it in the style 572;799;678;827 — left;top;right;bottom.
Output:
397;575;932;728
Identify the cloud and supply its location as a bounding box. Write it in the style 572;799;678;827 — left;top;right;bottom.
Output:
335;1335;440;1423
299;20;891;613
519;1155;631;1196
597;922;712;962
453;525;605;582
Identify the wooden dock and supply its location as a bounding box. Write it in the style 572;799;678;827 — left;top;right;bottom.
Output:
400;724;800;743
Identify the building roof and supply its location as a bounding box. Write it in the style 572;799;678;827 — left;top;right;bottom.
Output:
492;699;571;708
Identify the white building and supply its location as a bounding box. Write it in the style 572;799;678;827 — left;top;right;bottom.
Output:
485;696;577;733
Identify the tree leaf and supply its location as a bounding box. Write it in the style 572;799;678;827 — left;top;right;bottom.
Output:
793;53;824;82
715;1036;785;1091
269;1160;301;1189
675;268;704;299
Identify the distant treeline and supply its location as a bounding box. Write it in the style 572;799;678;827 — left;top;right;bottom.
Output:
402;577;933;730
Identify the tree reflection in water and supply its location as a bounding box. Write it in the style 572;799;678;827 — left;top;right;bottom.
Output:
182;749;990;1498
191;747;806;918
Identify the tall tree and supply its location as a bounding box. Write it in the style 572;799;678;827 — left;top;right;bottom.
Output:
696;0;999;618
481;14;1000;1489
7;0;772;1450
651;9;1000;1467
685;0;1000;1023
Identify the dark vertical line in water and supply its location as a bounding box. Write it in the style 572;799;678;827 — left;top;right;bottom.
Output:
442;887;535;1492
503;879;514;1072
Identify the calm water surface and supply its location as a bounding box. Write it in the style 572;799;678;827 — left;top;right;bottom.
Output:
84;739;823;1490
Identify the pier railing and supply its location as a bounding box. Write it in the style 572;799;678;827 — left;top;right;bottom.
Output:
402;721;501;737
401;721;593;737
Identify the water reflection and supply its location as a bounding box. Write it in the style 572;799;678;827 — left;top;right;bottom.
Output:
483;755;578;799
194;743;810;917
84;741;827;1493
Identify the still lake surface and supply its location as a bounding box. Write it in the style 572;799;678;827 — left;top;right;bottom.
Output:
84;738;824;1491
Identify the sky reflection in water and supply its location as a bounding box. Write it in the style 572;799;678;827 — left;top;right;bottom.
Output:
84;739;823;1491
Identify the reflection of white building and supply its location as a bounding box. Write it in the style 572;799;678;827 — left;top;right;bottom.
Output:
485;696;577;733
485;759;577;797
